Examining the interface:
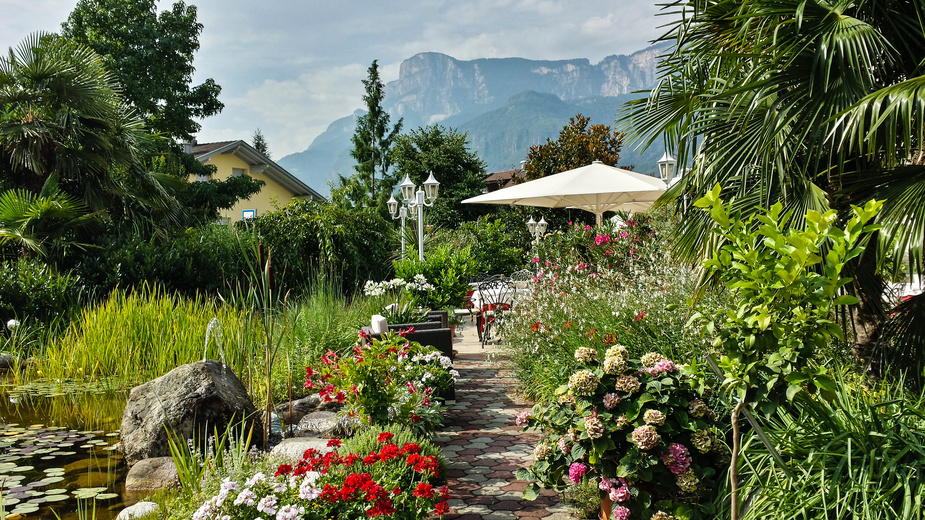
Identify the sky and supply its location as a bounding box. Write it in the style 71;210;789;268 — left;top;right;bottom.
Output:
1;0;667;158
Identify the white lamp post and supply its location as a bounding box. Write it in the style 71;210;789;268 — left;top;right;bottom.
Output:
389;171;440;261
386;194;408;258
657;152;677;183
526;216;548;242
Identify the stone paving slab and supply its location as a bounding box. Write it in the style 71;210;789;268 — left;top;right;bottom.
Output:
438;328;571;519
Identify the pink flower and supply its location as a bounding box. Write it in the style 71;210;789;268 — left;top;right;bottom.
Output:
515;411;532;427
533;257;540;263
612;505;631;520
584;225;592;231
653;358;677;373
610;485;631;502
568;221;573;225
620;232;628;238
568;462;587;483
603;393;621;409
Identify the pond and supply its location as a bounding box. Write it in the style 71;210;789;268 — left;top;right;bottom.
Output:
0;378;131;520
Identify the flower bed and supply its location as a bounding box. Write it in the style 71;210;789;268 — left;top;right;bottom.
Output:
517;346;728;520
304;332;458;434
192;429;449;519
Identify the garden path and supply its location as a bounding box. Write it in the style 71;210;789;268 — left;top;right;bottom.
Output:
432;325;572;520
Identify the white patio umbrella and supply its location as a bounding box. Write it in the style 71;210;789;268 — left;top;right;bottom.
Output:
462;161;666;226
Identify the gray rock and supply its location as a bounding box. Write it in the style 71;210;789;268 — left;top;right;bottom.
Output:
120;360;261;466
294;411;361;438
269;437;333;464
274;394;322;426
0;352;16;371
116;501;159;520
124;457;179;491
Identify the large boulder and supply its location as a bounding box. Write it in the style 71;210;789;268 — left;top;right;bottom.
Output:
120;360;261;466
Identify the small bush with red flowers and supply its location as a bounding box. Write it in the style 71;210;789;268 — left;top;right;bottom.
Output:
516;345;728;520
304;332;458;435
192;428;449;520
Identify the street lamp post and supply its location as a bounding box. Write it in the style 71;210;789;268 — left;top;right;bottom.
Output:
526;216;548;242
657;152;677;183
388;172;440;261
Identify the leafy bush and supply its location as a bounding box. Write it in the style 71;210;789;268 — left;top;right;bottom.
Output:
74;224;249;296
393;243;477;309
243;198;394;295
517;347;727;520
0;258;84;326
434;214;531;276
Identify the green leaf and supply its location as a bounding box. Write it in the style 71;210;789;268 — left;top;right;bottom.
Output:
786;384;802;401
524;483;540;501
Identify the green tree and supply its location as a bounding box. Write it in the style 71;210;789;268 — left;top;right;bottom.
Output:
390;125;488;228
0;33;160;213
522;114;627;182
252;128;270;158
61;0;223;140
621;0;925;377
339;60;402;208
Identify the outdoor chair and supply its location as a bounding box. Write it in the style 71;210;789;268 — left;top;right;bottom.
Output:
477;279;516;348
509;269;533;281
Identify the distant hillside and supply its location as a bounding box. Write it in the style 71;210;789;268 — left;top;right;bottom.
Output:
278;43;669;195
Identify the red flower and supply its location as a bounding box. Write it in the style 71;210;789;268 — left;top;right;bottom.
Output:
379;443;400;460
364;453;379;465
327;439;342;448
439;485;450;499
411;413;421;423
377;432;394;444
392;487;401;495
413;483;435;498
401;443;421;455
634;310;648;321
342;453;359;465
433;500;450;515
274;464;292;476
320;484;339;502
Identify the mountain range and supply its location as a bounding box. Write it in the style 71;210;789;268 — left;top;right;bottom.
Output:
278;43;670;196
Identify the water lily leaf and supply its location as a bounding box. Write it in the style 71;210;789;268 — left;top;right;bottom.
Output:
94;493;118;500
10;503;40;514
43;494;68;502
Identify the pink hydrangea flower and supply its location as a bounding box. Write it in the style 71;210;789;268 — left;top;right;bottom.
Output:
610;485;631;502
654;358;677;373
568;462;587;483
612;505;631;520
515;411;532;427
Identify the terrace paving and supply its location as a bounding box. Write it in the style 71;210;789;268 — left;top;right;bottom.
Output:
432;323;572;520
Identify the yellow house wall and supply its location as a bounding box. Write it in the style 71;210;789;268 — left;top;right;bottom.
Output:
194;153;297;223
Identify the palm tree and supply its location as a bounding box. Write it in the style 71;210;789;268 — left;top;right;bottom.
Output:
621;0;925;378
0;33;163;212
0;176;99;268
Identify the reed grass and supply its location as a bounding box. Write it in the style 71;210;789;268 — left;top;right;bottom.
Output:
31;285;255;389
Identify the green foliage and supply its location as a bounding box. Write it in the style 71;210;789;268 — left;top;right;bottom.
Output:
692;186;882;409
0;177;100;266
523;114;627;182
62;0;223;140
0;33;158;214
438;214;531;276
362;276;434;324
518;348;726;519
393;244;477;309
0;258;84;326
242;198;394;295
304;334;456;435
731;375;925;520
74;224;250;296
390;125;489;228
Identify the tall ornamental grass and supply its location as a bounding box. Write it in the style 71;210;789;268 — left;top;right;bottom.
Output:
32;286;254;388
731;373;925;519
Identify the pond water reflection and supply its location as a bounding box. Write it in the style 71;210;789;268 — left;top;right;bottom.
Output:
0;379;130;520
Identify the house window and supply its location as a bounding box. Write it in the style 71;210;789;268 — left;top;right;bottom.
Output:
242;209;256;220
232;168;246;177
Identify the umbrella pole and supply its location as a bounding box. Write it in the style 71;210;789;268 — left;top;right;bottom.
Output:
596;212;602;227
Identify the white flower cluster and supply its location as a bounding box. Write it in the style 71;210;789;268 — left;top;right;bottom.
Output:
192;472;314;520
363;275;435;297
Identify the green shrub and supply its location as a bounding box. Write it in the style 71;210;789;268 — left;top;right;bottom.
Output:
393;243;477;309
434;214;531;276
74;224;249;296
0;258;84;326
243;198;394;295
